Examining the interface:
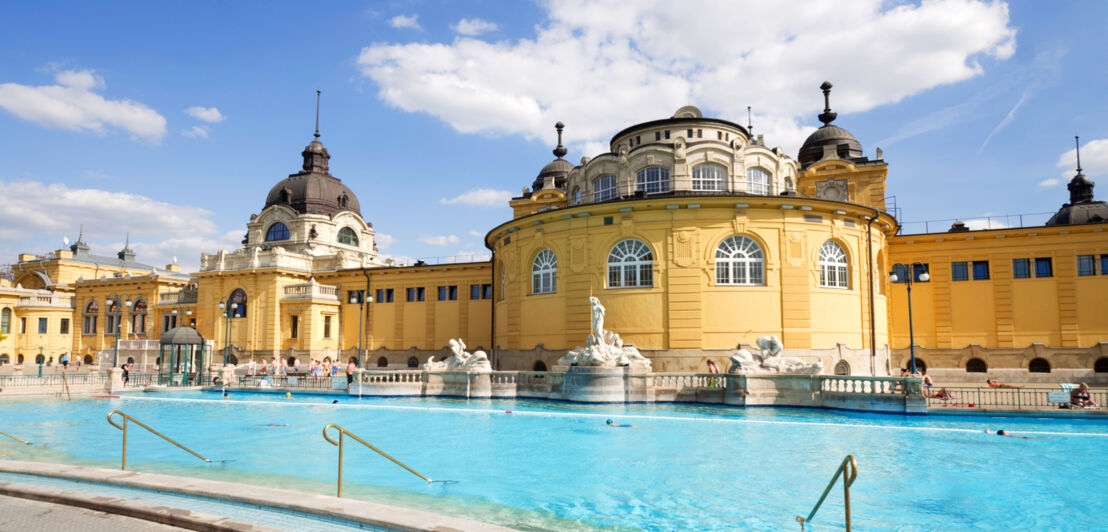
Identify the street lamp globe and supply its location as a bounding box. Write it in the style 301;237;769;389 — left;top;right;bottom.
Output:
918;271;930;282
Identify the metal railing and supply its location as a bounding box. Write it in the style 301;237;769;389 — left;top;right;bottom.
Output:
0;373;110;387
0;430;30;445
797;455;858;531
897;211;1054;235
322;424;432;497
925;386;1108;409
106;410;212;470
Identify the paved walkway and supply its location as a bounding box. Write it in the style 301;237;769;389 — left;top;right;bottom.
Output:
0;494;187;532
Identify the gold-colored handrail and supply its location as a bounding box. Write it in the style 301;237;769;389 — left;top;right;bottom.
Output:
106;410;211;470
0;430;30;445
59;372;71;400
323;423;432;497
796;454;858;531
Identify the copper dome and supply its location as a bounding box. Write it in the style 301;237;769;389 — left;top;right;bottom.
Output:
264;138;361;217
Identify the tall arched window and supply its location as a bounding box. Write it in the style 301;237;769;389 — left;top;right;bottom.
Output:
131;298;148;335
229;289;247;318
747;167;770;195
819;241;849;289
716;236;764;286
337;227;359;246
572;187;581;204
594;175;617;202
608;239;653;288
531;249;557;294
692;164;726;191
83;300;99;335
265;222;290;241
635;167;670;194
0;308;9;334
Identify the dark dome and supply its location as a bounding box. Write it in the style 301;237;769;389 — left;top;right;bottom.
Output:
798;124;863;168
1046;171;1107;225
264;138;361;217
160;326;205;345
532;157;573;191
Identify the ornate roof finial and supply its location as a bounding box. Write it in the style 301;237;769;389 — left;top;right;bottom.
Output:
553;121;567;159
818;81;837;126
314;89;321;139
124;232;130;248
1075;135;1082;174
747;106;754;135
77;224;84;242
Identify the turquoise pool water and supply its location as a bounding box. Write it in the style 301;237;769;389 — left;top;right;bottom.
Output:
1;391;1105;531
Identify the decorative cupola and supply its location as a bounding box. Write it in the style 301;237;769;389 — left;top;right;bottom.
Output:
70;225;90;256
531;122;573;192
117;233;136;262
302;93;330;174
1047;136;1108;225
797;81;864;168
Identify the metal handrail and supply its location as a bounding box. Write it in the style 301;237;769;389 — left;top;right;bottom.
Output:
0;430;30;445
58;372;71;400
797;455;858;531
322;423;432;497
106;410;211;470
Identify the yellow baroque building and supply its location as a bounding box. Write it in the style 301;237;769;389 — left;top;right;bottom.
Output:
2;83;1107;383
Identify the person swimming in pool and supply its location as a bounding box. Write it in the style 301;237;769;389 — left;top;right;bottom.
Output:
985;429;1030;439
606;419;646;428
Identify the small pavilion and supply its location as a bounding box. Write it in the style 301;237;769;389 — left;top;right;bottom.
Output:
158;327;207;386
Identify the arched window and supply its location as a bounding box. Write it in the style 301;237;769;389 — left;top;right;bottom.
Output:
17;354;24;364
377;356;389;368
1028;358;1051;373
834;360;850;376
608;239;653;288
1095;357;1108;373
966;358;987;373
83;300;99;335
131;298;148;335
692;164;726;191
265;222;290;241
635;167;670;194
229;289;247;318
0;308;9;334
594;175;617;202
572;187;581;204
35;354;45;364
407;356;419;368
533;360;548;372
716;236;764;286
337;227;359;246
747;168;770;195
83;354;92;364
531;249;557;294
819;241;850;289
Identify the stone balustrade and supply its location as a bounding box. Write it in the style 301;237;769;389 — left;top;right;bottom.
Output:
282;281;339;301
158;290;198;305
16;293;74;309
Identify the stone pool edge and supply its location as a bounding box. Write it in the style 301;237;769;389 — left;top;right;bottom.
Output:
0;460;517;532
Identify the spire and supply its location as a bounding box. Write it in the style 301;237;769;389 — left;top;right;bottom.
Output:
314;89;321;139
117;232;136;262
818;81;837;126
747;106;754;136
552;122;567;159
70;224;90;255
1068;135;1094;204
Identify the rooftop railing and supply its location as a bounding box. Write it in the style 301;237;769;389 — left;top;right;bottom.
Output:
896;211;1055;235
16;293;74;309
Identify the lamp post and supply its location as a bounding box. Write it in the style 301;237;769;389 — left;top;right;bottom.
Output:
171;305;193;327
105;294;131;368
218;298;239;365
356;293;373;369
37;346;44;378
889;263;929;375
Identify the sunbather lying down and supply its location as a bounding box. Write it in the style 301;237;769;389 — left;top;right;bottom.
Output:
986;379;1022;388
926;388;957;400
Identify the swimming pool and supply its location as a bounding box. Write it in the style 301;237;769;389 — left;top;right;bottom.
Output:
1;391;1105;531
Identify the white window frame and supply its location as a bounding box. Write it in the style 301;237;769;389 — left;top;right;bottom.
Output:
531;249;557;294
607;239;654;288
716;236;764;286
692;164;726;191
747;167;770;195
636;167;670;195
819;240;850;289
594;175;617;202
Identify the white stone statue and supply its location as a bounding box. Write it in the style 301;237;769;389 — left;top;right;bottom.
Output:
558;297;651;368
726;335;823;374
424;338;491;372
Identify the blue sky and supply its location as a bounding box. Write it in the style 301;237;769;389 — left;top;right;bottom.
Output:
1;0;1105;272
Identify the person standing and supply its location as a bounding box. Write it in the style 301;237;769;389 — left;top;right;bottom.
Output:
121;361;131;387
345;359;356;390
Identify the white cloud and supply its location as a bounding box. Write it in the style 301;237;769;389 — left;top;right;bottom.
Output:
0;69;166;141
467;229;484;238
440;188;513;206
181;125;210;138
453;18;498;36
419;234;460;246
390;14;421;30
184;106;225;123
375;233;395;250
961;218;1009;231
1038;178;1060;187
0;180;234;272
1057;138;1108;178
358;0;1016;156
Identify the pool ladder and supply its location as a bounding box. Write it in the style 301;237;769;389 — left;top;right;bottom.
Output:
796;454;858;531
107;410;212;470
323;423;432;497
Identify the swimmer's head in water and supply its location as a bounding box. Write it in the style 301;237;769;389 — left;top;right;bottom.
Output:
285;392;291;398
997;430;1007;436
332;400;339;404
